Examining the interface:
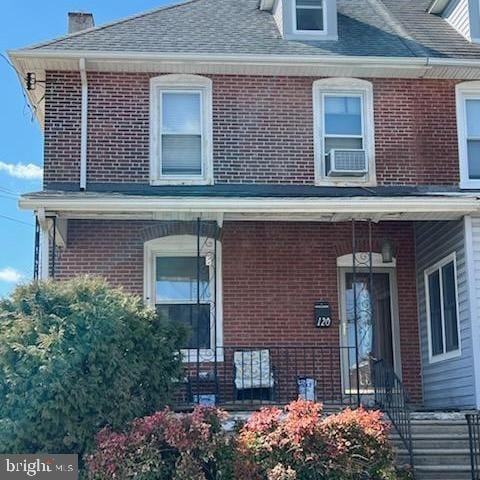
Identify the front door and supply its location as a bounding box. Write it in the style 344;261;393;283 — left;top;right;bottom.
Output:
340;270;399;396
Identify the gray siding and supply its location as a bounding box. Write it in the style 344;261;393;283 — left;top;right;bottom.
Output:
444;0;471;40
415;220;476;409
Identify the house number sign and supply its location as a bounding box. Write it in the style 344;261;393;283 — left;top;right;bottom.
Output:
314;301;332;328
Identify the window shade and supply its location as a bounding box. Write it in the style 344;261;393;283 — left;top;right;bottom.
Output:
161;135;202;176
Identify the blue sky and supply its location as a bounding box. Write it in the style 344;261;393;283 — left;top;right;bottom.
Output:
0;0;173;297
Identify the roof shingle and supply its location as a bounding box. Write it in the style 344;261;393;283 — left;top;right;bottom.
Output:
24;0;480;59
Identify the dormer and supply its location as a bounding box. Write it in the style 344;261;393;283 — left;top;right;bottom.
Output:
428;0;480;43
260;0;338;41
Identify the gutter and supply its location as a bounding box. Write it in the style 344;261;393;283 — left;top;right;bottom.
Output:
79;58;88;191
9;49;480;69
18;194;480;215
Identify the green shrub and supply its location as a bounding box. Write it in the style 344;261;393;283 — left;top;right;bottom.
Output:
0;276;185;457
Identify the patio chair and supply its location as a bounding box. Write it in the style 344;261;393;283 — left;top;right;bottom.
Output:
233;349;275;402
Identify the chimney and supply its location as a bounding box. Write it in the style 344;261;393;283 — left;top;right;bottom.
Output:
68;12;95;34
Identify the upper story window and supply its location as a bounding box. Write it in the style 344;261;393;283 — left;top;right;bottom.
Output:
150;74;213;185
313;78;375;186
424;253;460;363
294;0;325;32
456;81;480;188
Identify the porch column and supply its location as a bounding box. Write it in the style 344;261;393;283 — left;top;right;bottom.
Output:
37;210;50;280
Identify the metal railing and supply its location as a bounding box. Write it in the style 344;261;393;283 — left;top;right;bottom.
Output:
373;359;415;477
466;412;480;480
175;345;358;409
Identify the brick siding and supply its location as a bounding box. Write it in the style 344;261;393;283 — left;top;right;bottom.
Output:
54;219;422;403
43;72;460;187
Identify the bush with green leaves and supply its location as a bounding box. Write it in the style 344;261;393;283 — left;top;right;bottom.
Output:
0;276;185;457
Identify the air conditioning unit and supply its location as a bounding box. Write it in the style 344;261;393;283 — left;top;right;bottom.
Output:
326;149;367;177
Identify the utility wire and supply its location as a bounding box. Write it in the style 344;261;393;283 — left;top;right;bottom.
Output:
0;53;43;121
0;213;33;228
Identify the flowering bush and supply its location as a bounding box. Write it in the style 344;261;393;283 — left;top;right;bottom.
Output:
87;401;400;479
237;400;396;480
86;406;234;480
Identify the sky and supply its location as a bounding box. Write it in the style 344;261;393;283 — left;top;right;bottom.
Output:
0;0;174;297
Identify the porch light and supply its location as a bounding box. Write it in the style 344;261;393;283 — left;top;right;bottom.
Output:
380;239;395;263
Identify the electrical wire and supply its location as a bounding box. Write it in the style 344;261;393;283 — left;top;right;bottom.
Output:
0;53;44;121
0;213;33;228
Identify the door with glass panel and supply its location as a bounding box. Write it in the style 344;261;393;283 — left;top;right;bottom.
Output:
155;255;213;351
340;270;397;396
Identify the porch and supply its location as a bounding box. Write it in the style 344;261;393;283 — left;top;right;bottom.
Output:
22;187;479;414
40;216;426;410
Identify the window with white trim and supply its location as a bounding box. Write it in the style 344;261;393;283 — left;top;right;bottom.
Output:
294;0;325;32
456;82;480;188
313;78;376;185
150;75;213;185
465;97;480;179
144;235;222;360
424;254;460;363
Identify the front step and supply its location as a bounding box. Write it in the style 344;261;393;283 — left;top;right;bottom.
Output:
414;465;472;480
390;415;473;480
396;449;471;466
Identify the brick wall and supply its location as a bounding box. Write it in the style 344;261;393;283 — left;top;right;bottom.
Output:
44;72;460;187
54;219;422;403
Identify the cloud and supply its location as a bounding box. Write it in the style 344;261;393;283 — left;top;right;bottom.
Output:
0;161;43;180
0;267;23;283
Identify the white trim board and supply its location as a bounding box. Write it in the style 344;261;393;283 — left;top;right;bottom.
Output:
464;215;480;408
18;194;480;219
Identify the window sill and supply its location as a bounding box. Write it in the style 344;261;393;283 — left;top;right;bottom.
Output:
181;349;224;363
428;349;461;365
284;32;338;41
150;177;214;186
315;177;377;187
460;179;480;190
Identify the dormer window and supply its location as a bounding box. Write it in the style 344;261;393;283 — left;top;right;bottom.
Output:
265;0;338;41
294;0;325;32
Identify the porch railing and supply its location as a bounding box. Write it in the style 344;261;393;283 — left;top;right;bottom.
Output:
373;359;415;477
175;345;358;409
466;412;480;480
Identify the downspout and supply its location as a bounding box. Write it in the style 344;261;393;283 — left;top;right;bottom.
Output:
79;58;88;191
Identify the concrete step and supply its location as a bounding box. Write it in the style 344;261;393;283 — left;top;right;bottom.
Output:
414;465;471;480
410;420;469;435
396;449;471;466
391;433;470;449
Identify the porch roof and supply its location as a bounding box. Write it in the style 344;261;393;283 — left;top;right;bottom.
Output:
19;184;480;222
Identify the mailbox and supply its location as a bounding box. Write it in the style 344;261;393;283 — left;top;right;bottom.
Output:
314;301;332;328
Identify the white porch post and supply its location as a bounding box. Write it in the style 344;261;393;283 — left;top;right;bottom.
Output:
37;209;50;280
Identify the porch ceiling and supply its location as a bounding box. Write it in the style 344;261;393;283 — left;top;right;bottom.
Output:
19;190;480;222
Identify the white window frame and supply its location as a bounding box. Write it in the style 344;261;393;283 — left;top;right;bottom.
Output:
292;0;326;35
456;81;480;189
313;78;376;186
150;74;213;186
144;235;223;362
424;252;461;364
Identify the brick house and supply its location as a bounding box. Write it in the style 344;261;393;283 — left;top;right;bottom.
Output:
8;0;480;423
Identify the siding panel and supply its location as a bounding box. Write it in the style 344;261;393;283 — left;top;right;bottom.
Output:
444;0;471;40
415;220;475;409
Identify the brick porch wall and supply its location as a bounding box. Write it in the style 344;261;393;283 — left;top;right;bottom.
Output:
54;219;422;403
44;72;460;187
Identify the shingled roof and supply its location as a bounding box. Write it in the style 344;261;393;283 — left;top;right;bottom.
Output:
22;0;480;59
